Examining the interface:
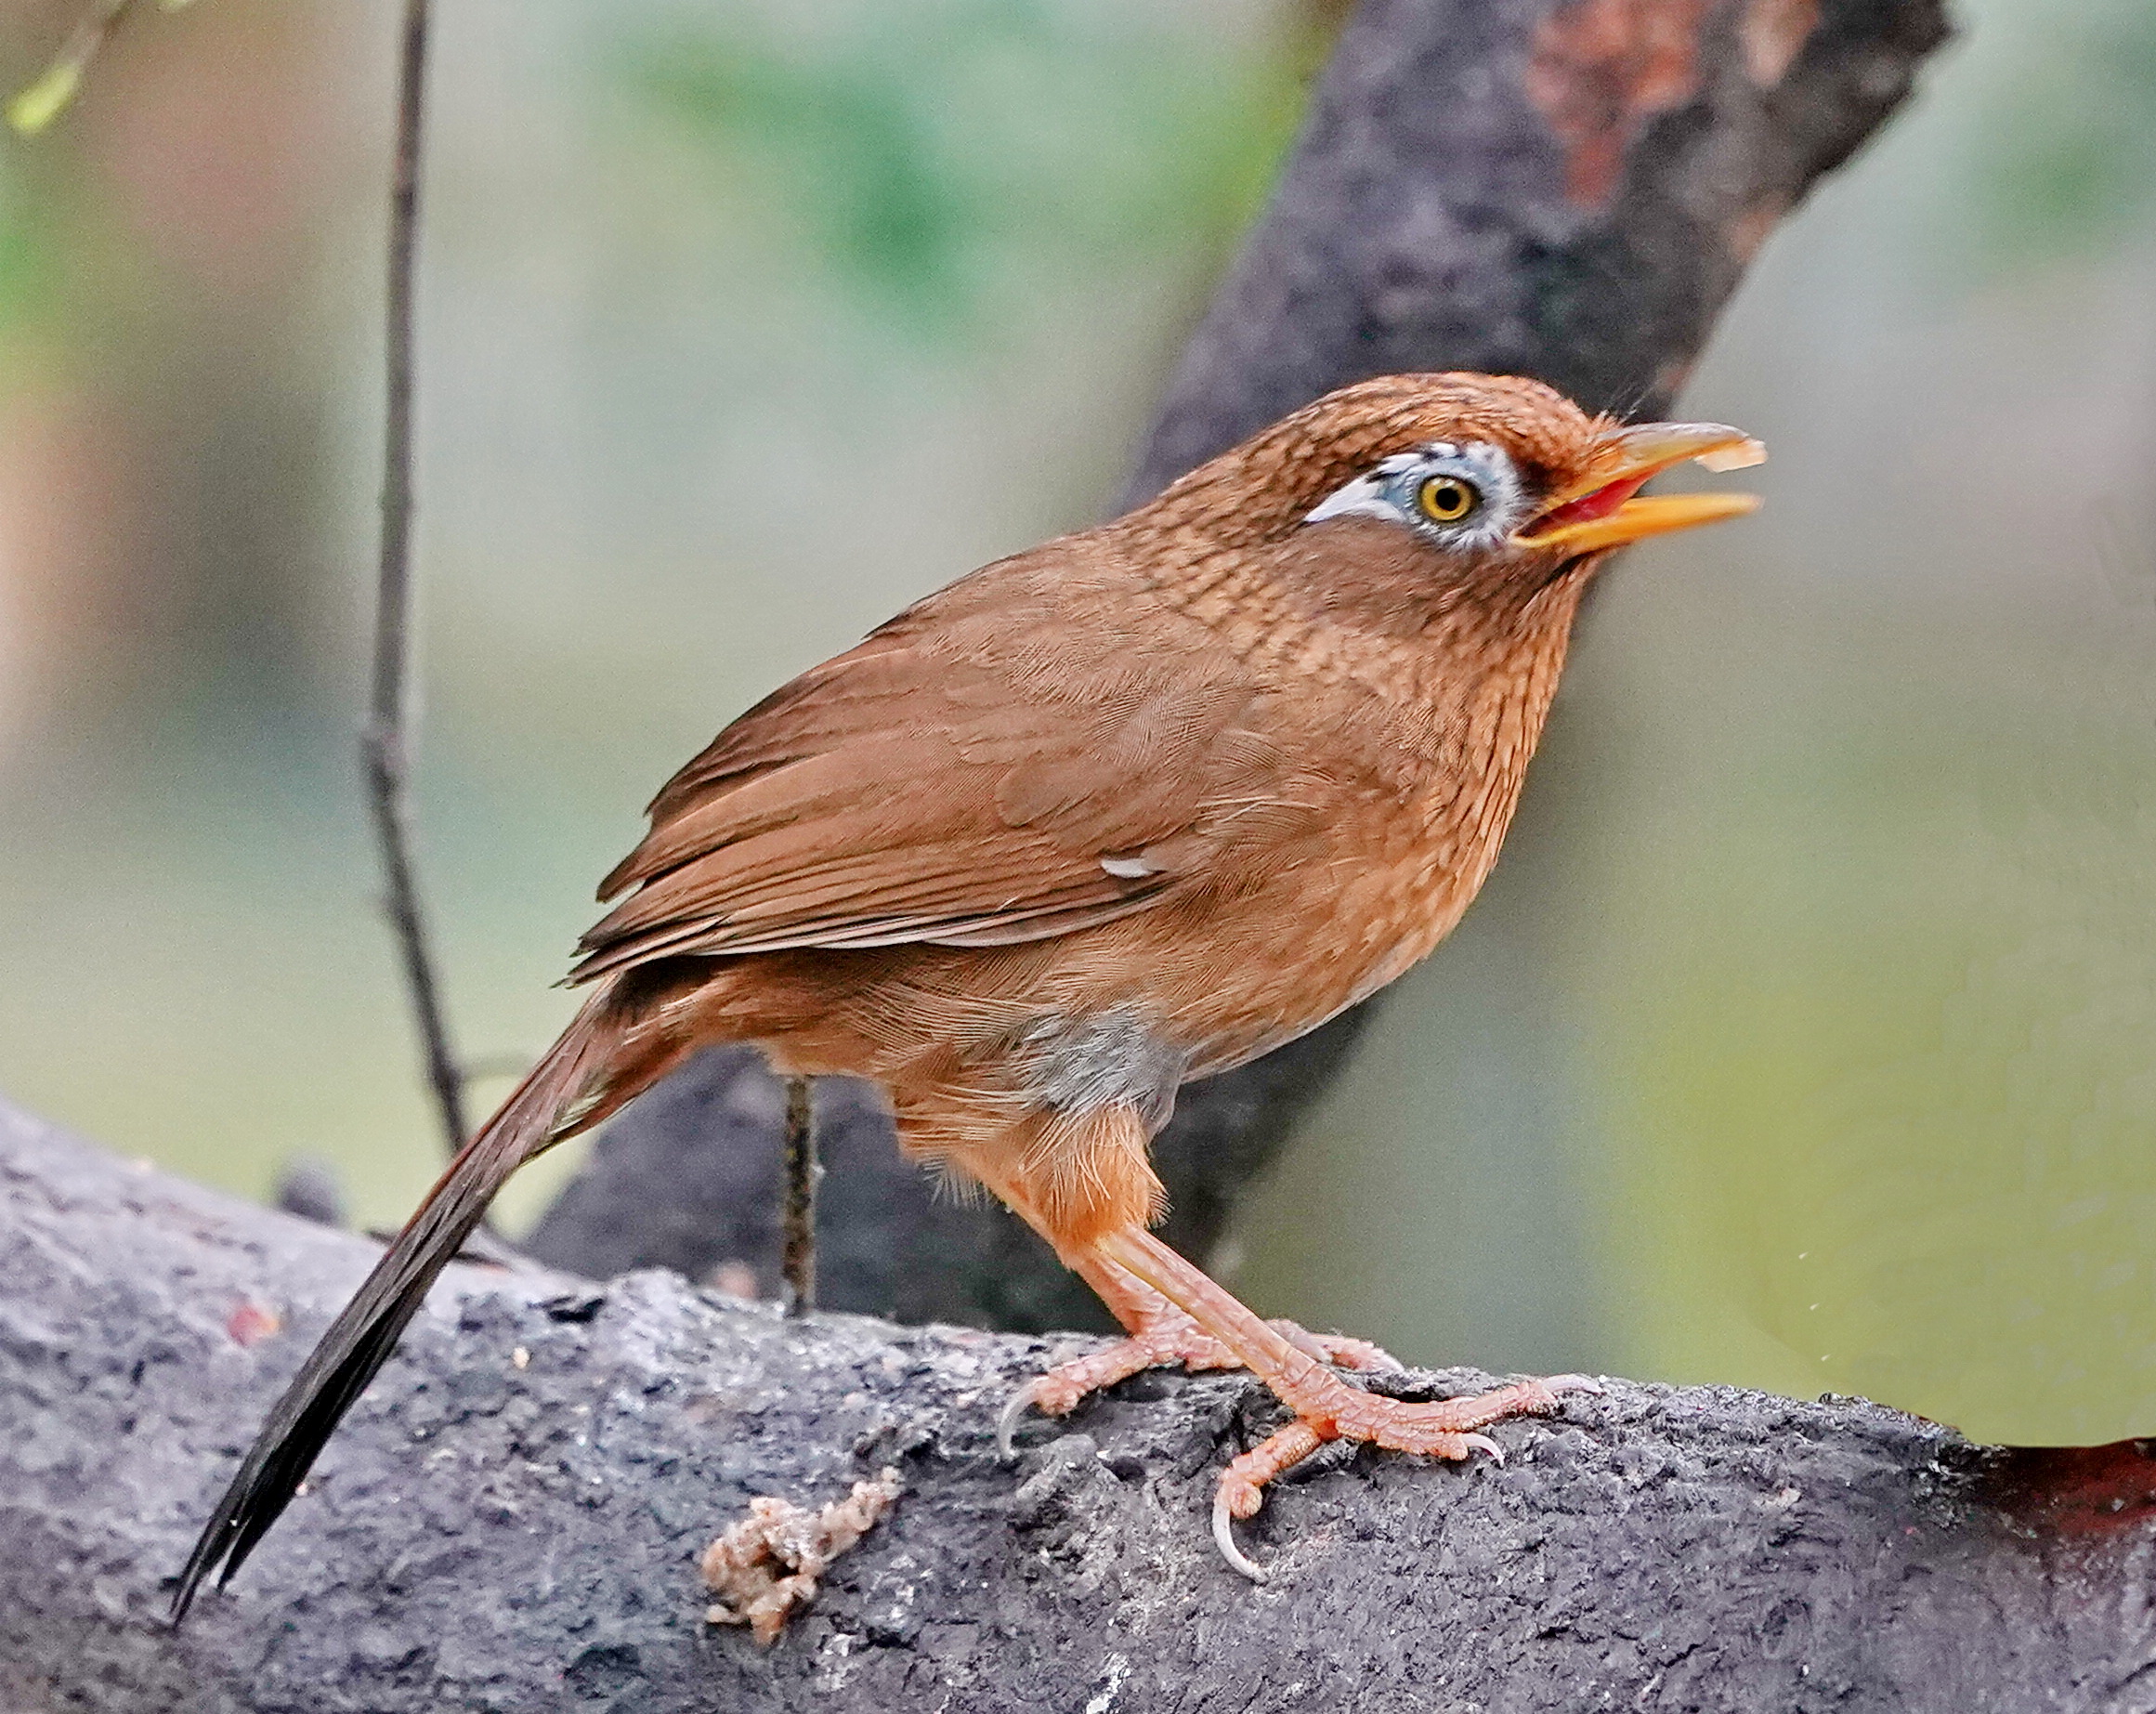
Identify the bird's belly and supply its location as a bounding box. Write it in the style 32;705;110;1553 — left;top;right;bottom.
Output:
1183;930;1434;1079
1143;854;1477;1082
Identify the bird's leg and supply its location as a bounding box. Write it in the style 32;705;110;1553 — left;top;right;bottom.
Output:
999;1253;1393;1453
993;1259;1227;1452
995;1226;1397;1456
1093;1225;1601;1579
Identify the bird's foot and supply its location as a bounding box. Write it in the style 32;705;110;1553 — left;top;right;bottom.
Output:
997;1311;1397;1458
1211;1370;1605;1581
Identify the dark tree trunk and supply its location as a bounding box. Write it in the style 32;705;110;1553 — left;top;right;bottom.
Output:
9;1098;2156;1712
529;0;1954;1336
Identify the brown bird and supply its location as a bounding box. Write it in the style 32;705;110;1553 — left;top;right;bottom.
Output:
172;372;1760;1614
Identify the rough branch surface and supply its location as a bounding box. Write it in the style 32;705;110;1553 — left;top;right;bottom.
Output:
7;1098;2156;1711
531;0;1955;1330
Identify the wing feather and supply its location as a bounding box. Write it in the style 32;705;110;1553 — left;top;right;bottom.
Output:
571;544;1321;983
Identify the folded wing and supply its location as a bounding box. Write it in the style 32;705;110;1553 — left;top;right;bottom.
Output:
571;549;1322;982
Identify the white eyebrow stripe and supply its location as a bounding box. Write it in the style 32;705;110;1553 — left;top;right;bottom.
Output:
1305;439;1531;536
1305;473;1405;525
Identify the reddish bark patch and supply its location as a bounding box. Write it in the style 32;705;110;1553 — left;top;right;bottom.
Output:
1526;0;1716;208
1980;1440;2156;1538
1741;0;1821;85
1726;196;1786;262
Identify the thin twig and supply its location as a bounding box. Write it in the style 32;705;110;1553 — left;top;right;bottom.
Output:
362;0;467;1159
780;1076;818;1316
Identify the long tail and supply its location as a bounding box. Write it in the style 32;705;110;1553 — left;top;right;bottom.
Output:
170;973;687;1621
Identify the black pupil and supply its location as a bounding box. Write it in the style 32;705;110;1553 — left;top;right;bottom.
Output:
1430;479;1469;517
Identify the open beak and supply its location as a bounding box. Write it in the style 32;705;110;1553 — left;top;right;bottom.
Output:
1511;422;1765;556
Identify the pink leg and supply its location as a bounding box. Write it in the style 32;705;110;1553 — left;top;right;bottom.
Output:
997;1250;1398;1456
1095;1226;1601;1579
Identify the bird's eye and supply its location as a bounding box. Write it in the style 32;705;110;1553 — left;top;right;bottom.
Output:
1417;475;1481;525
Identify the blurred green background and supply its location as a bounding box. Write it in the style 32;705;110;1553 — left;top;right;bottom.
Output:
1;0;2152;1446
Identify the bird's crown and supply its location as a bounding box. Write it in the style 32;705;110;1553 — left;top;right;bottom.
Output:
1137;373;1609;547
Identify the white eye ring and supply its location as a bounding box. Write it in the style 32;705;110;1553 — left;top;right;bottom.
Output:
1305;440;1524;543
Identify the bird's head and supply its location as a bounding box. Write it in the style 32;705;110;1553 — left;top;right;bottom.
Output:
1138;373;1761;610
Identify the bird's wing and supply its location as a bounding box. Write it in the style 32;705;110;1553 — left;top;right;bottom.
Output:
569;546;1323;982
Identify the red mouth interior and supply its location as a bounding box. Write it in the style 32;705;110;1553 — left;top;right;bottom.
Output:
1525;473;1649;537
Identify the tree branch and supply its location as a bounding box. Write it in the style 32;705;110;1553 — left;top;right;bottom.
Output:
361;0;467;1159
6;1093;2153;1710
779;1075;817;1317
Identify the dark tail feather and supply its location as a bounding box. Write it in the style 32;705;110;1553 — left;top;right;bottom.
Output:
170;981;668;1622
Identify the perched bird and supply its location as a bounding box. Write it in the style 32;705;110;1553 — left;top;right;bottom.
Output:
172;373;1760;1613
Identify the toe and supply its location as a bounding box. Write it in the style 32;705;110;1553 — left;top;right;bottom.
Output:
1269;1320;1404;1376
1347;1343;1406;1375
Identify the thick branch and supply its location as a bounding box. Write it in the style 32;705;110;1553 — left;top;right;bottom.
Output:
530;0;1953;1330
5;1094;2153;1711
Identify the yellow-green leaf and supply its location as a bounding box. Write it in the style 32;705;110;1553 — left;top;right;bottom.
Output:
7;59;85;137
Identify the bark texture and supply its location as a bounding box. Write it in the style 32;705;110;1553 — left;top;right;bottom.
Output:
9;1098;2156;1713
529;0;1954;1331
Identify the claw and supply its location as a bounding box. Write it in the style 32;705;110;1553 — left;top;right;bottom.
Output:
1543;1373;1606;1397
1212;1487;1268;1582
1463;1432;1503;1463
997;1378;1049;1459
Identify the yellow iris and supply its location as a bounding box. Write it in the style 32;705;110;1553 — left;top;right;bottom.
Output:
1417;474;1479;524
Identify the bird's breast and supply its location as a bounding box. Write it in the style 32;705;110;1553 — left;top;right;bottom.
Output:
1163;840;1492;1080
1158;642;1572;1079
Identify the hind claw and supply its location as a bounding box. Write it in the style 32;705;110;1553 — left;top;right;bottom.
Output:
997;1378;1049;1459
1213;1486;1269;1582
1206;1372;1599;1579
